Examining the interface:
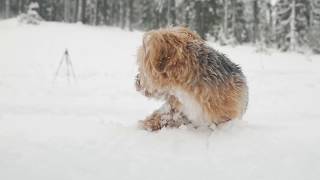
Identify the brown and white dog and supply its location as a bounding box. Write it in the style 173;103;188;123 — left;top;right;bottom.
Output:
135;27;248;131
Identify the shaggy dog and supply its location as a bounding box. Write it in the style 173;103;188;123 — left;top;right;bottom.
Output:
135;27;248;131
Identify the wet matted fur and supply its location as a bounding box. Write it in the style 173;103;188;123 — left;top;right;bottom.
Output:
135;27;248;131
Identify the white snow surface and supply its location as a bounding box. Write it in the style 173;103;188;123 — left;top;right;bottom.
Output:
1;19;320;180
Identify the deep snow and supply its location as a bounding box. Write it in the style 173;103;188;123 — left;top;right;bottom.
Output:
1;19;320;180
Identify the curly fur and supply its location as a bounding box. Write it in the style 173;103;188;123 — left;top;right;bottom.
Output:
136;27;248;131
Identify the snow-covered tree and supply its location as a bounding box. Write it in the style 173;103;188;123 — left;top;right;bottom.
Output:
177;0;220;40
127;0;134;31
167;0;176;26
252;0;258;42
64;0;72;22
221;0;230;43
19;1;43;25
219;0;247;44
308;0;320;53
140;0;155;30
251;0;273;50
233;0;247;43
1;0;319;53
181;0;192;26
275;0;309;51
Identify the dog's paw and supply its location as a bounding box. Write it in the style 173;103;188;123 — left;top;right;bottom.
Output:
138;117;162;132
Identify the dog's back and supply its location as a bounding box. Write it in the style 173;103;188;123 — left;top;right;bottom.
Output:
187;43;248;123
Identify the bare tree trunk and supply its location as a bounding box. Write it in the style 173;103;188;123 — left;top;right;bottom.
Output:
64;0;70;22
154;8;160;29
231;0;236;42
194;1;205;39
95;0;99;25
17;0;22;14
184;2;190;26
120;0;126;29
289;0;296;51
271;3;277;43
253;0;259;43
75;0;79;22
310;0;314;27
110;1;115;25
223;0;229;39
266;2;273;46
127;0;133;31
0;0;3;18
102;0;108;25
5;0;10;18
77;0;82;22
81;0;87;23
167;0;176;26
112;1;121;27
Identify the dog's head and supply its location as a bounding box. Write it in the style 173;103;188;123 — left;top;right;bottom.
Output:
137;27;203;90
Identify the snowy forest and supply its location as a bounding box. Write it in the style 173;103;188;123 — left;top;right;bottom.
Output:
0;0;320;52
1;1;320;179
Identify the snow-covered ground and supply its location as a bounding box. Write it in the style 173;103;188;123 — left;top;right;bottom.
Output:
1;19;320;180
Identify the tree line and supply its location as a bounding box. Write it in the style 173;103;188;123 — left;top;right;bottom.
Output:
1;0;320;53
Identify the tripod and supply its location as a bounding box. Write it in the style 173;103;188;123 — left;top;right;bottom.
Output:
53;49;76;84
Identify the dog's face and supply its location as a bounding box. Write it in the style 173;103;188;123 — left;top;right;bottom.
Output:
136;27;203;93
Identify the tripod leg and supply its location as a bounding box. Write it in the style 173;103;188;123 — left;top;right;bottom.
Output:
67;53;77;81
53;53;66;82
66;55;71;84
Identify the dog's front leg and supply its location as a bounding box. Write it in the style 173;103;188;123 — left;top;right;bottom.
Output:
139;109;164;131
140;96;190;131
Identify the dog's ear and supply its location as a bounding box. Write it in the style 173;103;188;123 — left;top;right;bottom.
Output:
143;31;170;73
142;29;197;82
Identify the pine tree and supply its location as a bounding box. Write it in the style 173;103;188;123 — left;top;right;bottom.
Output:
167;0;176;26
310;0;320;26
17;0;22;14
233;0;247;43
289;0;296;51
176;1;189;27
220;0;246;44
308;0;320;53
77;0;83;22
81;0;87;23
0;0;4;18
127;0;134;31
249;0;273;49
221;0;236;44
102;0;109;25
154;0;168;28
193;0;205;38
141;0;154;30
119;0;126;29
252;0;259;43
203;0;221;40
64;0;70;22
259;1;273;48
275;0;309;51
38;0;50;21
96;0;101;25
75;0;79;22
222;0;229;43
